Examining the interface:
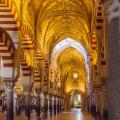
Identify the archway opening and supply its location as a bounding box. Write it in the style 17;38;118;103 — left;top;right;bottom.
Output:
71;90;82;109
50;37;90;112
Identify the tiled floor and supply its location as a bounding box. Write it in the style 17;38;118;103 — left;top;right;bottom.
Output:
0;109;93;120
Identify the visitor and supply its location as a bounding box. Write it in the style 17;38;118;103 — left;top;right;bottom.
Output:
40;108;46;120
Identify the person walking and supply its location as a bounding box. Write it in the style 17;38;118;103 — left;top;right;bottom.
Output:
40;108;46;120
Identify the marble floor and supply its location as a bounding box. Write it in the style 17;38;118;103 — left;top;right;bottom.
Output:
48;109;93;120
0;109;93;120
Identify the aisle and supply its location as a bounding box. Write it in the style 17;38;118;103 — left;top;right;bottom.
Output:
0;109;93;120
48;109;93;120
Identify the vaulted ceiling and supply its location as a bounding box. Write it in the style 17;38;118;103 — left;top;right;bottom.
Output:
21;0;96;94
57;47;87;93
30;0;95;94
31;0;95;53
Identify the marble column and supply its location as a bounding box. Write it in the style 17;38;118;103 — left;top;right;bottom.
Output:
44;93;48;118
56;97;59;114
107;0;120;119
108;15;120;120
49;95;52;116
36;92;40;120
54;96;57;115
58;97;60;114
5;81;14;120
52;96;54;116
60;97;62;113
65;94;71;111
62;98;64;112
47;94;50;117
24;89;30;120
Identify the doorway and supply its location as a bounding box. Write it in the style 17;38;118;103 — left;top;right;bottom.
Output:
71;91;82;109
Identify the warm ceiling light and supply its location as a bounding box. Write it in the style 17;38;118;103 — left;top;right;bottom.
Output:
73;73;78;79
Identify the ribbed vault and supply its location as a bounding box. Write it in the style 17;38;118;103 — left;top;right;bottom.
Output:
49;37;89;94
56;47;87;93
31;0;95;53
30;0;95;94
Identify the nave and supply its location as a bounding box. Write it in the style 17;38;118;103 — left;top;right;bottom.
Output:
0;109;93;120
48;109;93;120
0;0;120;120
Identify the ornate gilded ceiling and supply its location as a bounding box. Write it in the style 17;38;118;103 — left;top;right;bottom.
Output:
50;37;89;93
30;0;95;94
56;47;87;93
30;0;95;53
14;0;96;94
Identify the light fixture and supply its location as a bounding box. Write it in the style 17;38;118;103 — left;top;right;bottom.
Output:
73;73;78;79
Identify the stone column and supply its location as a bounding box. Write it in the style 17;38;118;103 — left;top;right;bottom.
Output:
59;98;62;113
65;94;71;111
62;98;64;112
54;96;57;115
56;97;58;114
108;13;120;120
5;80;14;120
47;94;50;118
52;96;54;116
35;90;41;120
59;98;61;114
106;0;120;120
24;88;30;120
49;95;52;116
58;97;60;114
100;87;108;117
44;93;48;118
61;98;62;112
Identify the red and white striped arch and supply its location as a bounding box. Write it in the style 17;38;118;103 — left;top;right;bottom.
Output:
0;28;15;78
20;24;34;50
34;53;44;88
20;49;34;88
20;50;32;77
0;0;34;50
0;1;18;49
0;0;34;90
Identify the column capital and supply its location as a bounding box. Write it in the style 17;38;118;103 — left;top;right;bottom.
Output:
4;78;15;90
104;0;120;21
35;88;42;94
